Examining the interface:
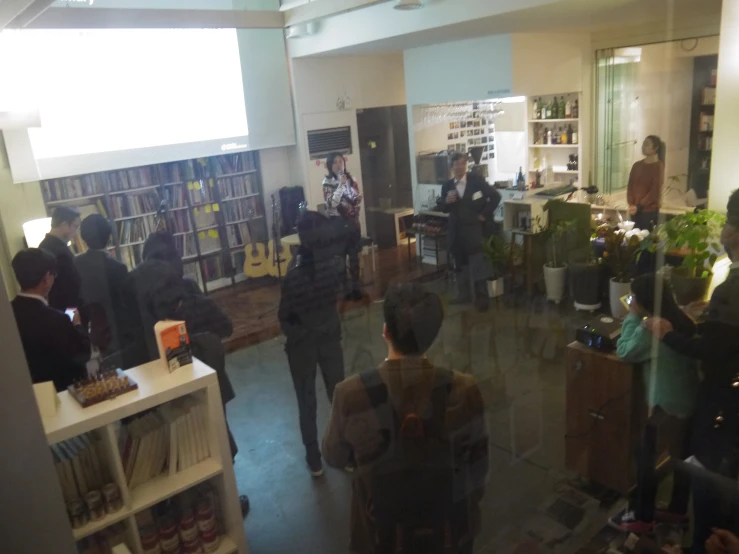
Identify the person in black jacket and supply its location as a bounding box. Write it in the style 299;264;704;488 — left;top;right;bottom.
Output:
39;206;82;313
645;190;739;553
279;210;345;477
11;248;90;391
437;153;501;312
75;214;131;357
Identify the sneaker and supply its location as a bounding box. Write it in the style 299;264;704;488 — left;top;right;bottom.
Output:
306;451;324;478
608;509;655;533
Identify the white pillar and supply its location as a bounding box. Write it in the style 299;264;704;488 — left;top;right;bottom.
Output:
709;0;739;212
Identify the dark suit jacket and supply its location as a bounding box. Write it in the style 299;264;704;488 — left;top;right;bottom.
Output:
11;295;90;391
437;173;501;257
74;249;130;354
39;233;81;312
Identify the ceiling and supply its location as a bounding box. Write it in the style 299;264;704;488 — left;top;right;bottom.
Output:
305;0;723;56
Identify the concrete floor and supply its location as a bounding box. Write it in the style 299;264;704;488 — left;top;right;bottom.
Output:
224;291;609;553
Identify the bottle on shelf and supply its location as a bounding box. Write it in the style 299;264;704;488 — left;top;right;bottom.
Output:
546;101;552;119
537;128;544;145
567;155;575;171
565;99;572;119
572;127;579;145
533;98;539;119
551;99;559;119
559;97;566;120
547;128;553;144
573;99;579;119
560;126;568;145
566;124;573;145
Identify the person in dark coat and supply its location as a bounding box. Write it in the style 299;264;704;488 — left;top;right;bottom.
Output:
11;248;90;391
645;189;739;553
74;214;130;357
39;206;82;312
437;152;501;312
279;210;345;477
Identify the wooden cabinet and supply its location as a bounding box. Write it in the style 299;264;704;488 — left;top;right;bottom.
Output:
565;342;645;494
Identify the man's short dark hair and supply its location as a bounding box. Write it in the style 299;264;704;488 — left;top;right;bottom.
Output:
80;214;112;250
12;248;56;291
450;152;468;165
727;189;739;228
383;283;443;355
51;206;81;228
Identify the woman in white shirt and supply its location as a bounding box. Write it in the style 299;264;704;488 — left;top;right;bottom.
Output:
322;152;363;300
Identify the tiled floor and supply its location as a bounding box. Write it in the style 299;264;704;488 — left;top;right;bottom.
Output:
224;286;615;553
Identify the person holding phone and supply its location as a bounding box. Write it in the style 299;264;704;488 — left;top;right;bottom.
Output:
10;248;90;391
323;152;364;300
610;273;698;532
627;136;665;231
437;152;501;311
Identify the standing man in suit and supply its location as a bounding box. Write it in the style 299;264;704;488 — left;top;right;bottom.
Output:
39;206;82;312
438;153;501;312
11;248;90;391
75;214;130;357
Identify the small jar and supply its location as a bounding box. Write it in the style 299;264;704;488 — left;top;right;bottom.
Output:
200;529;220;553
102;482;123;513
84;490;106;521
179;512;199;543
141;531;162;554
182;537;204;554
67;498;88;529
195;500;216;534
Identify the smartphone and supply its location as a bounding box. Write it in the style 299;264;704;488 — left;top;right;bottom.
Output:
65;308;77;322
626;294;633;305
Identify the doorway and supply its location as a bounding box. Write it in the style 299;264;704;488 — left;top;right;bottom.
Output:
357;106;413;247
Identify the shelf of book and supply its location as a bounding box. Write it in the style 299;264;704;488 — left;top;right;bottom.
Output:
40;151;269;293
41;359;248;553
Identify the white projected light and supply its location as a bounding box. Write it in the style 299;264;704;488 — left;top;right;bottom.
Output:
0;29;249;183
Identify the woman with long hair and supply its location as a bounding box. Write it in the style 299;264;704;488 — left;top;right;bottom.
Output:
610;272;698;532
627;135;666;231
322;152;363;300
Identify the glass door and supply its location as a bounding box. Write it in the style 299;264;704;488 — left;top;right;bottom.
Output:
595;48;641;194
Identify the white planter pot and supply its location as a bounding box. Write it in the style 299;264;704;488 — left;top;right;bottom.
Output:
543;264;567;303
609;278;632;318
487;277;504;298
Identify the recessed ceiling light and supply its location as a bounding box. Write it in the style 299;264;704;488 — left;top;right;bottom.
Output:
394;0;423;10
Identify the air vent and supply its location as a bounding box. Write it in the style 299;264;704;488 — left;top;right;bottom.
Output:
307;127;352;160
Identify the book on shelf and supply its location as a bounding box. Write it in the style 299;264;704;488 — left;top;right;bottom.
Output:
201;256;224;282
103;166;156;193
192;205;217;229
117;215;156;245
109;191;159;219
163;184;188;210
212;152;256;176
42;174;102;202
119;397;211;489
222;197;262;223
119;245;144;271
173;233;198;259
169;210;191;234
226;221;252;248
197;229;221;254
51;432;111;503
77;522;128;554
217;174;256;199
188;179;215;205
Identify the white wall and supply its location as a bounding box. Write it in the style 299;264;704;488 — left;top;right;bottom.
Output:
258;145;303;234
710;0;739;212
290;53;407;228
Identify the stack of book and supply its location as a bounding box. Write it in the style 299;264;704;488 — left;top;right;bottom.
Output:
119;397;211;490
51;432;111;503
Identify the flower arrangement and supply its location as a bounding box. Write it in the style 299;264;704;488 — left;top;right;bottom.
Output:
602;226;646;283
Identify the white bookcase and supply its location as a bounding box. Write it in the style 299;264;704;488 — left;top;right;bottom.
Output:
42;359;248;554
526;92;582;188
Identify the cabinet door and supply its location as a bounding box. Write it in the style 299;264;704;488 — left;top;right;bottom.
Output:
565;345;636;493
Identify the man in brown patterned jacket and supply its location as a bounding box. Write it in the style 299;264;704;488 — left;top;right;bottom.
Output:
323;283;489;554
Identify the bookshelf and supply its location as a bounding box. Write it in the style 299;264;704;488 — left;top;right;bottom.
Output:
42;359;248;554
40;152;269;294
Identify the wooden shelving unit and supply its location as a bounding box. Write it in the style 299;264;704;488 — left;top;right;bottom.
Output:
42;359;248;553
39;152;268;294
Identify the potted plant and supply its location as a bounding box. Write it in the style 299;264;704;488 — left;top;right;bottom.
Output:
482;234;517;298
602;227;644;318
542;219;575;304
653;209;725;304
570;247;604;311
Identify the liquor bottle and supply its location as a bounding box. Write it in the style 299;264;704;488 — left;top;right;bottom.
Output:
532;98;538;119
551;99;558;119
565;99;572;119
559;97;566;120
572;127;579;144
573;99;579;118
517;167;525;190
546;101;552;119
566;124;573;145
547;128;553;145
543;127;549;144
560;127;568;145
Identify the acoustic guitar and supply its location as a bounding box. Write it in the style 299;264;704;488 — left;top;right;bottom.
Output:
243;241;271;278
266;194;292;278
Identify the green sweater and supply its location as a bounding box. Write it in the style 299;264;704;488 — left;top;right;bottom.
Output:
616;314;698;419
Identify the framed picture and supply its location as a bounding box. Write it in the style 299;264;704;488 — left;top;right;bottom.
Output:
460;121;467;129
457;143;466;152
474;138;481;145
473;120;481;127
468;139;474;145
448;133;454;140
482;136;488;144
481;118;487;125
489;127;495;133
472;111;479;118
449;122;455;130
453;132;459;139
483;145;489;152
467;120;474;128
460;130;466;137
482;153;488;161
